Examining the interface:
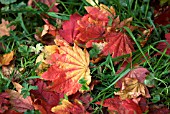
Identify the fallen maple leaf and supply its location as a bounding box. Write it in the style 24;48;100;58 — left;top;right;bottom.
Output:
59;13;82;44
6;82;34;112
157;33;170;55
102;32;134;58
75;4;116;48
115;78;150;100
42;43;91;95
31;79;61;114
51;99;88;114
0;51;14;66
0;19;16;37
96;96;142;114
76;14;106;48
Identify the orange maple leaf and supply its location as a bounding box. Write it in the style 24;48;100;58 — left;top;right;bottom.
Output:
114;78;150;100
51;99;88;114
42;43;91;95
0;51;14;66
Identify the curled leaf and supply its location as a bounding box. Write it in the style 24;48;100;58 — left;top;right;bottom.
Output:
115;78;150;100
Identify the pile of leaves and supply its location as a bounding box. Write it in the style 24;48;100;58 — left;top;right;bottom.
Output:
0;0;170;113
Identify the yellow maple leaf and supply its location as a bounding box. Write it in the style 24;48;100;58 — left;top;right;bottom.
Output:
114;78;150;100
42;43;91;95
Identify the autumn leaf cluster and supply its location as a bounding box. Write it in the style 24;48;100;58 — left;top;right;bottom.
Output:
0;0;170;114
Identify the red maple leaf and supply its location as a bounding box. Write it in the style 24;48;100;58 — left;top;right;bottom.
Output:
76;14;106;48
0;92;10;113
31;79;61;114
157;33;170;55
102;32;134;58
59;13;82;44
96;96;143;114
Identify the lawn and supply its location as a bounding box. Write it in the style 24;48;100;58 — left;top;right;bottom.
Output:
0;0;170;114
